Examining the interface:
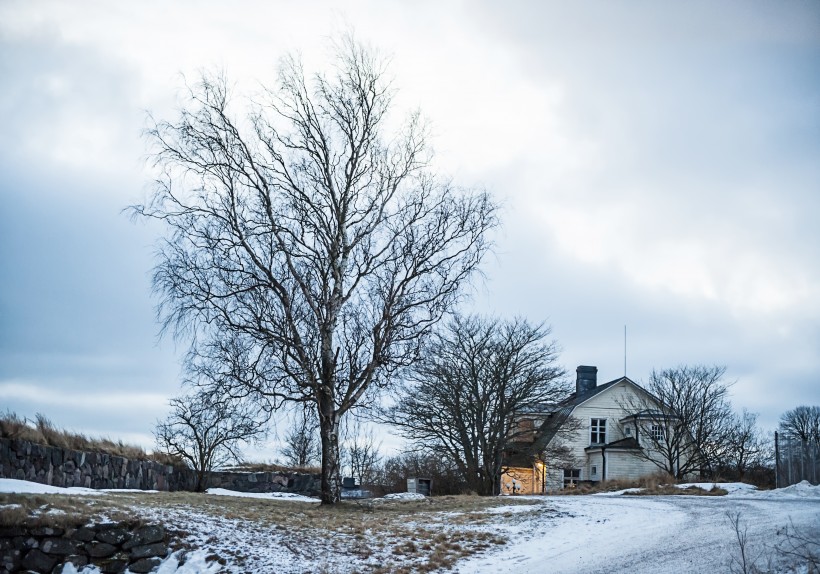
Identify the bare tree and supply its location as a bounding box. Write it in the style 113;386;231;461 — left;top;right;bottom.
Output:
722;409;768;481
341;421;383;486
382;451;467;495
155;392;266;491
280;407;320;468
132;36;498;504
620;364;733;479
386;315;567;496
779;406;820;445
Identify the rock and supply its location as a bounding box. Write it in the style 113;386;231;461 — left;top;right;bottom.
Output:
86;542;118;558
41;538;78;556
21;549;58;572
22;537;39;549
72;527;96;543
0;526;26;538
95;528;129;546
97;557;129;574
0;548;22;572
128;556;163;573
31;527;65;537
129;542;168;560
123;526;164;549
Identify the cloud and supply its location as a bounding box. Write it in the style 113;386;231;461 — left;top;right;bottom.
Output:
0;0;818;448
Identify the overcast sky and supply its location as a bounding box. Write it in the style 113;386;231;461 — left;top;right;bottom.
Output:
1;1;818;456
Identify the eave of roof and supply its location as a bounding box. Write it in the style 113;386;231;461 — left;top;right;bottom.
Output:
584;437;642;451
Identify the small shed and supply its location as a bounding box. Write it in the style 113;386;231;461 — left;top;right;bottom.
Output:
406;477;432;496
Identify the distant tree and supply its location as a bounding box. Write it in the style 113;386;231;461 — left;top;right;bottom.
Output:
133;35;498;504
779;406;820;445
381;451;467;495
279;408;320;468
155;392;267;491
386;315;567;496
620;364;733;479
341;421;383;486
722;409;768;481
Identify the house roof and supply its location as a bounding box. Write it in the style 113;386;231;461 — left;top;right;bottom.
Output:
532;376;644;449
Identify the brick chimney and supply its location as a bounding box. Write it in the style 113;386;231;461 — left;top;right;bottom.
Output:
576;365;598;396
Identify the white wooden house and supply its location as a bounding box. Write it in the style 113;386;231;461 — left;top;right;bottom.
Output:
501;365;687;493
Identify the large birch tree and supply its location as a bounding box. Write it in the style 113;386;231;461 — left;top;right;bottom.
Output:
132;37;498;504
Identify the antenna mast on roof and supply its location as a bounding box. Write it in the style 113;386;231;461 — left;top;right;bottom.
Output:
624;325;627;377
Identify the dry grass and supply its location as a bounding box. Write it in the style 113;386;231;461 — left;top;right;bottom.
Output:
551;473;729;496
0;411;182;466
223;461;321;474
0;493;137;529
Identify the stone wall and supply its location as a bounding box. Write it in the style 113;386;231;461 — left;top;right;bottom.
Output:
0;438;194;491
0;438;320;495
0;522;174;574
207;469;320;495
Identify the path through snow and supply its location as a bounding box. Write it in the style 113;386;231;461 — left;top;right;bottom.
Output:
456;492;820;574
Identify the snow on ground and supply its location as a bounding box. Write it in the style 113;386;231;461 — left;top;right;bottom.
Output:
3;479;820;573
0;478;104;495
751;480;820;499
379;492;426;501
205;488;319;502
456;491;820;574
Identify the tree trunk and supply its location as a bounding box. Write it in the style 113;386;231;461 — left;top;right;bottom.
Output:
319;405;341;505
196;469;207;492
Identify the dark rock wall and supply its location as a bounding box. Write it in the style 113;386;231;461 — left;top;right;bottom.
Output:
0;438;193;491
0;522;172;574
0;438;320;494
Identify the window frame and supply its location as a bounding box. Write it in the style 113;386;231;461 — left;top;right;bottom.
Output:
563;468;581;488
590;418;607;444
650;424;665;442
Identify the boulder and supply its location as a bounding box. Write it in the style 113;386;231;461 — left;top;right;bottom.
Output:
128;556;163;573
41;538;78;556
123;526;164;549
129;542;168;560
21;549;58;572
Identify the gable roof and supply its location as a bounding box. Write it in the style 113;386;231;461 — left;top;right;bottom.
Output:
532;376;652;449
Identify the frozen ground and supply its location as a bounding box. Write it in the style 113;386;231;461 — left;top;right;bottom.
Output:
2;479;819;573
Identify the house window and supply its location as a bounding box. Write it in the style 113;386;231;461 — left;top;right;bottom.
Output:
563;469;581;488
625;426;632;436
591;465;597;477
651;424;664;441
590;418;606;444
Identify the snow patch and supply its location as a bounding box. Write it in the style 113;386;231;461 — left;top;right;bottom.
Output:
752;480;820;499
380;492;426;501
205;488;319;503
0;478;103;495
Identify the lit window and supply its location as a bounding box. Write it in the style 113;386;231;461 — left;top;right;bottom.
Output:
590;419;606;444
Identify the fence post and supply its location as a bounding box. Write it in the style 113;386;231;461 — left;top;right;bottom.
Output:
774;431;779;489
